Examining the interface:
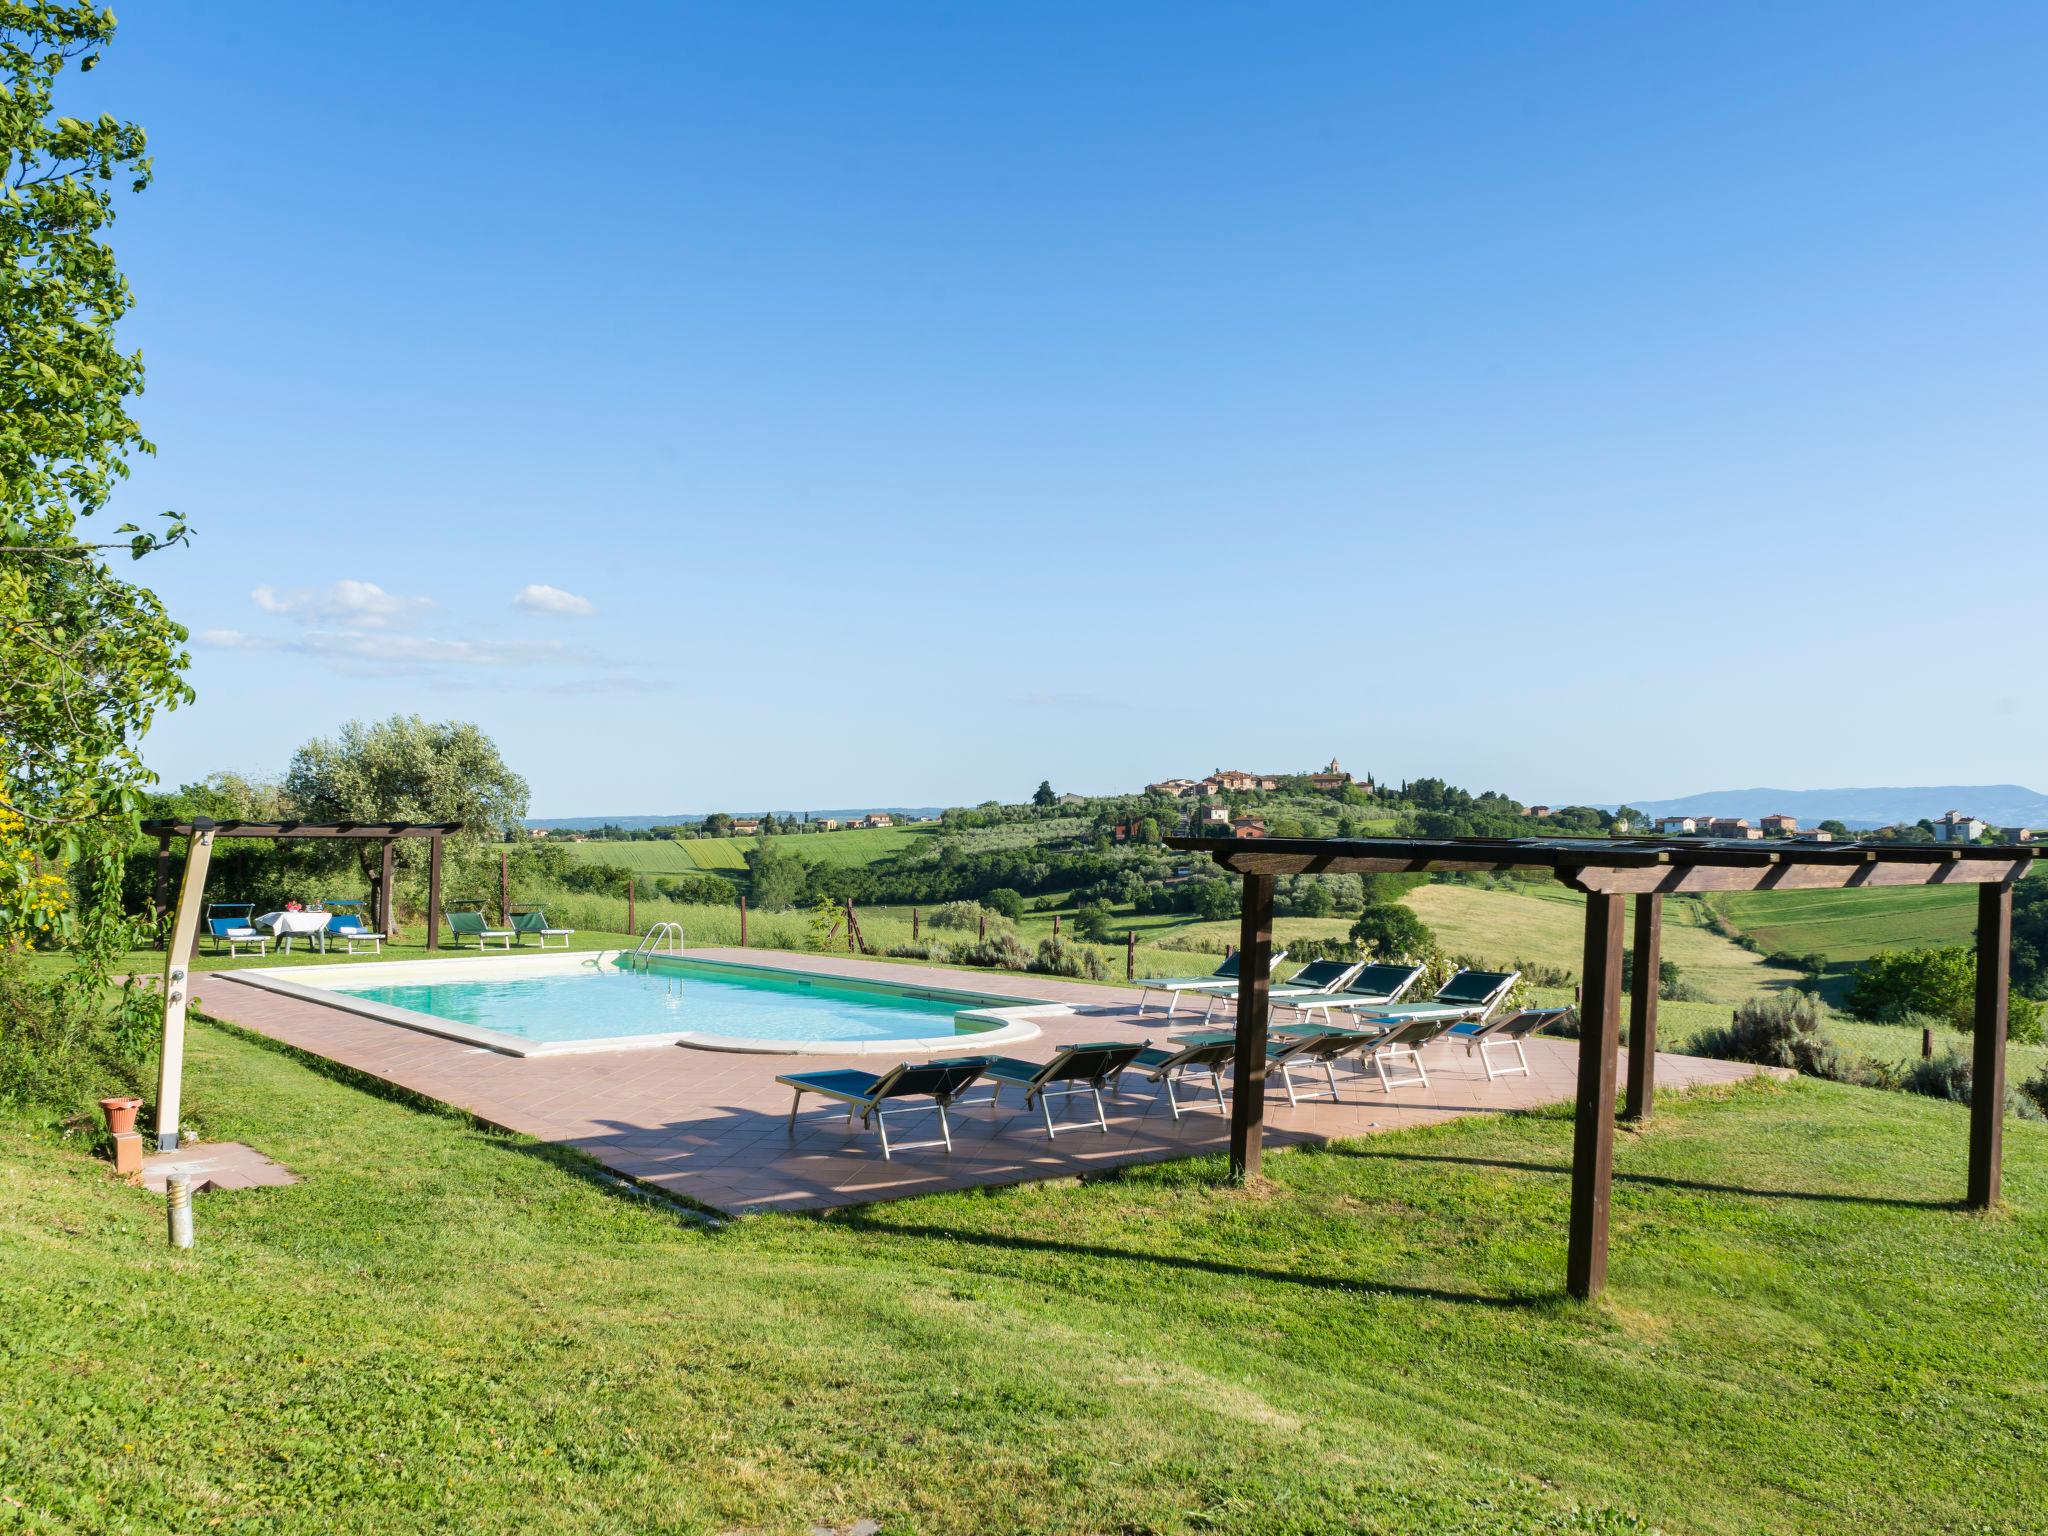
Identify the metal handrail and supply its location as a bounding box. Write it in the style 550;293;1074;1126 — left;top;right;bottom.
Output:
626;921;685;971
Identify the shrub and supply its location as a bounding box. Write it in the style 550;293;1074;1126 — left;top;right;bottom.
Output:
1689;993;1851;1080
1848;945;2044;1044
0;960;160;1121
1897;1052;2046;1120
1073;902;1118;944
1028;935;1109;981
882;941;946;961
1349;903;1433;959
982;887;1025;921
945;934;1031;971
2022;1062;2048;1120
926;900;992;932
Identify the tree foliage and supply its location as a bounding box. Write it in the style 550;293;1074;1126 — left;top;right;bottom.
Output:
0;4;188;974
1349;903;1434;959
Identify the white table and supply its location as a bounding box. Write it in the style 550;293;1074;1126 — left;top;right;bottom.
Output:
255;910;334;953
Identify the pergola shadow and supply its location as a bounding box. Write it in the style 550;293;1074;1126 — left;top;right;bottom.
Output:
830;1214;1547;1310
1327;1147;1966;1213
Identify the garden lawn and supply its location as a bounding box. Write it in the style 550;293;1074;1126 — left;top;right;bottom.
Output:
4;1024;2046;1535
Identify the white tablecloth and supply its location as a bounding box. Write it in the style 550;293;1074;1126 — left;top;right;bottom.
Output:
255;910;334;950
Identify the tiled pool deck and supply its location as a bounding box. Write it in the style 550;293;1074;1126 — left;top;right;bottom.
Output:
192;949;1771;1215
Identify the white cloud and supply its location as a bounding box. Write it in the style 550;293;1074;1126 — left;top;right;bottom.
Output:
512;583;597;618
251;579;434;628
197;627;595;671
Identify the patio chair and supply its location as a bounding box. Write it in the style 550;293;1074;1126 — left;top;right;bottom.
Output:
981;1040;1148;1138
205;903;270;958
446;909;515;951
510;908;574;949
1352;1016;1465;1093
776;1057;992;1159
1280;960;1424;1026
323;901;384;956
1114;1037;1237;1120
1449;1006;1575;1082
1330;968;1520;1028
1261;1025;1383;1107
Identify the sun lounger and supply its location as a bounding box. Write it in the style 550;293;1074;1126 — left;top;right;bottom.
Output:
1282;961;1425;1026
776;1057;991;1158
205;903;270;958
982;1040;1148;1138
1352;1016;1465;1092
1165;1023;1382;1107
1136;950;1287;1016
1329;968;1519;1028
446;909;515;951
1449;1006;1575;1081
510;908;574;949
1115;1037;1237;1119
1265;959;1365;1006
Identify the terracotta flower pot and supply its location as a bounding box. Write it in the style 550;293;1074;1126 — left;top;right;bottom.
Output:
99;1096;143;1136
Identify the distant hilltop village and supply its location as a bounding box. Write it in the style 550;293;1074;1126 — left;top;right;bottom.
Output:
1145;759;1368;799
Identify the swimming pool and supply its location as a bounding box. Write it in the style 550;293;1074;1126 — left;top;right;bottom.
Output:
235;952;1055;1057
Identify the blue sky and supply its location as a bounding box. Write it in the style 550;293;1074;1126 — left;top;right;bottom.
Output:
95;3;2047;816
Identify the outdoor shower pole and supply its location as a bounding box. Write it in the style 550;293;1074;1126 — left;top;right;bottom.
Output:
154;820;216;1152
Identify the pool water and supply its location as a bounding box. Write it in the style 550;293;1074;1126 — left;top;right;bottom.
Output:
330;958;1013;1047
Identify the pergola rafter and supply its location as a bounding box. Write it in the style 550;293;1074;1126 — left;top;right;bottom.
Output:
142;817;464;1151
1167;833;2042;1299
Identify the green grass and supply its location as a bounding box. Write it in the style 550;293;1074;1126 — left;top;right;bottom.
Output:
5;1026;2046;1533
1707;886;1979;965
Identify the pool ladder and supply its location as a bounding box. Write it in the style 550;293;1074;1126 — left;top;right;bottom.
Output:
627;921;685;972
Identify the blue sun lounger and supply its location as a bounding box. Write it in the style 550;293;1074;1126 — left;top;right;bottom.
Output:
1135;950;1288;1017
981;1040;1149;1138
1281;961;1426;1026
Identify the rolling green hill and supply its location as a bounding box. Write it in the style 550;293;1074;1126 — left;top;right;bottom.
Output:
1705;886;1977;964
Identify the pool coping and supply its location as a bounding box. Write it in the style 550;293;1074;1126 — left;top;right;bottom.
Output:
232;950;1056;1059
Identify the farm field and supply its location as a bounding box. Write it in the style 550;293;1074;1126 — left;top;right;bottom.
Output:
1404;882;1791;1006
1706;886;1977;965
7;1026;2047;1534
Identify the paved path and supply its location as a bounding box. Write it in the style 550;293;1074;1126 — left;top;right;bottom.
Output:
192;949;1771;1215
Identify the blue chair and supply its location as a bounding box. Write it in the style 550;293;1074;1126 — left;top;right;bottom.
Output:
323;900;384;955
205;903;269;958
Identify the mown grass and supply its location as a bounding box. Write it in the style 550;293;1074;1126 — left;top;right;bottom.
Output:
1707;886;1978;964
4;1023;2045;1534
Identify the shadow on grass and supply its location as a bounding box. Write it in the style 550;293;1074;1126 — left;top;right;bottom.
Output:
194;1010;728;1227
1325;1146;1965;1212
829;1211;1548;1309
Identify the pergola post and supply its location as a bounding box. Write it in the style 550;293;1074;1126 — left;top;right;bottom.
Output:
1228;872;1276;1182
500;850;511;928
377;838;395;937
1968;881;2013;1209
1568;890;1626;1300
154;823;216;1152
426;834;444;951
1624;892;1662;1122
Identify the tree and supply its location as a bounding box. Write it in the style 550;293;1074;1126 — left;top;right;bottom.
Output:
745;837;806;911
1074;902;1117;943
701;813;734;838
284;717;529;888
1846;944;2042;1045
1032;780;1057;809
982;886;1024;921
1818;820;1851;838
0;5;189;973
1349;903;1434;959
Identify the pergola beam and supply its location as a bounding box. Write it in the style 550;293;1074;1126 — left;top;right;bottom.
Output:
138;820;463;839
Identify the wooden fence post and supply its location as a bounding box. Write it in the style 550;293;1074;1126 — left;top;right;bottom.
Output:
911;906;919;941
847;898;857;953
1126;930;1136;981
978;911;987;941
1052;912;1060;936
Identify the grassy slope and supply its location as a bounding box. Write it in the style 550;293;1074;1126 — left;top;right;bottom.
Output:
1708;886;1978;964
4;1027;2046;1535
1405;883;1790;1005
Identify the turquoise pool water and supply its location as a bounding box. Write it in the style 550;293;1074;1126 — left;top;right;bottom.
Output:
330;959;1014;1046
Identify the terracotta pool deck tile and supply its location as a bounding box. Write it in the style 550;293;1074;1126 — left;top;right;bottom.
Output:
190;951;1773;1216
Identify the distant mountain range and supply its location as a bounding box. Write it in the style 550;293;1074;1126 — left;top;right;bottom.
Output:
1626;785;2048;830
524;808;947;831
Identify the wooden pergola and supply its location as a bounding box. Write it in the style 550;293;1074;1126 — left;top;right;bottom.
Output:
141;817;464;1150
1166;832;2042;1299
